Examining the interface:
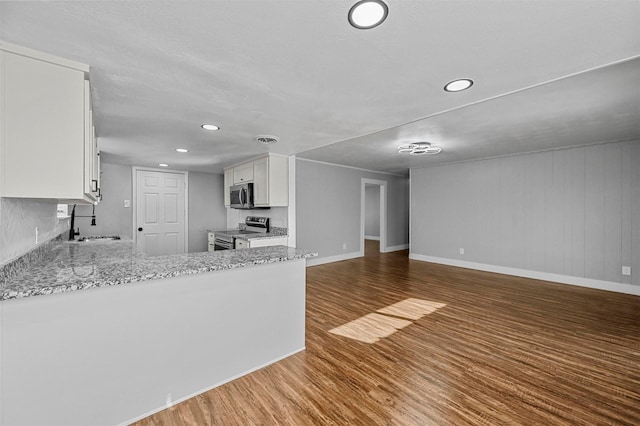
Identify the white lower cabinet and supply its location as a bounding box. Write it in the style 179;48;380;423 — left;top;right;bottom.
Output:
207;232;215;252
235;238;249;249
237;236;288;249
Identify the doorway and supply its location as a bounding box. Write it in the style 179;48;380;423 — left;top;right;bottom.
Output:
360;178;387;255
133;168;188;256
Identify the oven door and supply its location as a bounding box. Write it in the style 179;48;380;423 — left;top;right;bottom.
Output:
213;236;234;250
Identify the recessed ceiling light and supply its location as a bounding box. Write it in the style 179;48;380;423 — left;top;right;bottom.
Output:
398;142;442;155
444;79;474;92
201;124;220;131
159;163;169;167
176;148;189;153
348;0;389;29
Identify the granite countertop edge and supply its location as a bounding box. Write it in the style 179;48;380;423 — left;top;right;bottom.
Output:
208;230;288;241
1;241;317;301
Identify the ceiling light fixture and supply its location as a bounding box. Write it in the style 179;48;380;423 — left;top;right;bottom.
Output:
201;124;220;131
398;142;442;156
348;0;389;29
176;148;189;153
159;163;169;167
444;79;474;92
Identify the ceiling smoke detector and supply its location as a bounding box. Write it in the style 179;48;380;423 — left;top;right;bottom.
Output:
398;142;442;156
255;135;279;145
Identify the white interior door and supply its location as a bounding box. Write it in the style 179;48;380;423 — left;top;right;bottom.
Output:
135;169;186;256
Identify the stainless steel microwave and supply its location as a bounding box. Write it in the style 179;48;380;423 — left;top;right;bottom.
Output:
230;182;254;209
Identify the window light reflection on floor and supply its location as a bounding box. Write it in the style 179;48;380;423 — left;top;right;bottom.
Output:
329;298;447;344
377;298;447;320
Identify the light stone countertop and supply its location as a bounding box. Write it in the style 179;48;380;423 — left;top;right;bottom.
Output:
0;238;316;301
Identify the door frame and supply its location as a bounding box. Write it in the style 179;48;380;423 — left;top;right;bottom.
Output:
132;166;189;251
360;178;387;254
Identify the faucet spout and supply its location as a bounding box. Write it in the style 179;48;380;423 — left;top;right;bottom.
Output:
68;205;79;240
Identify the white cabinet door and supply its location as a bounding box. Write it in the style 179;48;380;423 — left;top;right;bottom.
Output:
267;155;289;207
235;239;249;249
234;162;254;184
253;156;269;206
83;81;99;202
249;237;288;248
223;169;233;206
1;46;94;203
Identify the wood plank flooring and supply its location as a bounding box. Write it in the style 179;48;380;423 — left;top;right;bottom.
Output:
134;240;640;425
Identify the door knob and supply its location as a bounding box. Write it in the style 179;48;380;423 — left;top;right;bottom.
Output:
138;227;143;232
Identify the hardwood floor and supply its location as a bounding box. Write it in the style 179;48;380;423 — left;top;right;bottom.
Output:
134;241;640;425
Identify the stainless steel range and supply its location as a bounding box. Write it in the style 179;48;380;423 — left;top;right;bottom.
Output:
212;216;270;250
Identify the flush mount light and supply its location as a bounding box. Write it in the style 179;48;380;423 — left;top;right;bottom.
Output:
444;79;474;92
398;142;442;156
159;163;169;167
201;124;220;131
348;0;389;29
176;148;189;153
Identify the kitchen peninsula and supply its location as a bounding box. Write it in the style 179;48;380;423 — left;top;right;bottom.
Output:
0;237;316;426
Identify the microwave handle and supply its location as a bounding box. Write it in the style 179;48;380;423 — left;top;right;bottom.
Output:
239;188;245;206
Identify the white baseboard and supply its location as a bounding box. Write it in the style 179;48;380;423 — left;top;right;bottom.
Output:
364;236;380;241
384;244;409;253
120;347;306;426
306;251;363;266
409;253;640;296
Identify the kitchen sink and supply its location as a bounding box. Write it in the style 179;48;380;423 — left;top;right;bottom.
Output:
78;236;121;242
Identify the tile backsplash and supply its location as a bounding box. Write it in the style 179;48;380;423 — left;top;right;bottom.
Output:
0;197;70;266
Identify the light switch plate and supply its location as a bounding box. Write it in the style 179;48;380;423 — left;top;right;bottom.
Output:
124;199;131;208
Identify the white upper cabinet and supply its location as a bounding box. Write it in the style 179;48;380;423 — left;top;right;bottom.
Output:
223;153;288;207
253;156;269;206
253;154;288;207
0;42;99;204
84;81;100;201
223;169;233;206
233;162;254;184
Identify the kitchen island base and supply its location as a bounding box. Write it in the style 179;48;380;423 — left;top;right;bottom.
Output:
0;258;306;426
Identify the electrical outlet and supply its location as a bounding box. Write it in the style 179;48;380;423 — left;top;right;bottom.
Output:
35;227;39;245
622;266;631;276
342;242;347;250
124;199;131;208
459;248;464;255
165;393;172;407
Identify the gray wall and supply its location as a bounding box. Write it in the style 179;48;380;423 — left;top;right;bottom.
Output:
365;185;380;238
410;140;640;287
75;162;133;239
76;163;226;253
296;159;409;261
188;171;227;252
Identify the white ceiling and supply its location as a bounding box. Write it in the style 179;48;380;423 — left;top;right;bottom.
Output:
1;1;638;176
